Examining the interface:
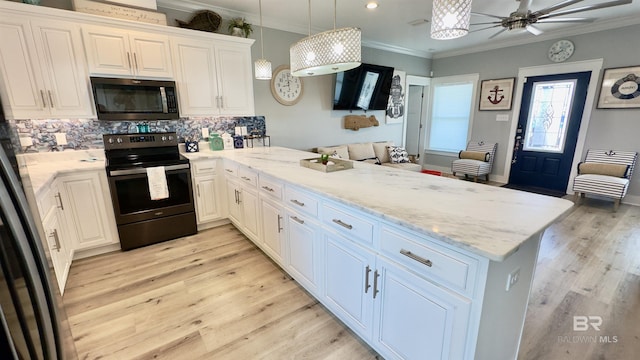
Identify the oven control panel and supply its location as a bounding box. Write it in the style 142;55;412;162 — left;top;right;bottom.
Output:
104;132;178;150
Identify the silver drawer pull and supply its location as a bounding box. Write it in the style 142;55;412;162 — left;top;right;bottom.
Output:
225;169;234;173
54;192;64;210
400;249;433;267
241;176;251;181
290;199;305;207
290;216;305;225
262;185;274;192
49;229;60;252
332;219;353;230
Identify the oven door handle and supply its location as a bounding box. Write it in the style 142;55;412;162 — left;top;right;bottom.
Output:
109;164;189;176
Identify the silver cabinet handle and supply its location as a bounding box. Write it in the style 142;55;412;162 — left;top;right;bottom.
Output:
400;249;433;267
50;229;60;252
40;90;47;108
225;169;234;173
373;270;380;299
133;52;138;72
364;265;371;294
290;199;305;207
277;214;283;233
290;216;304;225
241;176;251;182
332;219;353;230
219;96;224;109
262;185;274;192
54;192;64;210
196;184;200;197
236;189;242;204
234;189;238;204
48;90;54;108
127;52;132;70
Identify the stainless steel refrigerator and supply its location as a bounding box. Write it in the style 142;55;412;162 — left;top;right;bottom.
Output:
0;114;77;358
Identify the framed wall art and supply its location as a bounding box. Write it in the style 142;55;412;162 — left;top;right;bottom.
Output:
386;70;406;124
479;77;515;111
597;65;640;109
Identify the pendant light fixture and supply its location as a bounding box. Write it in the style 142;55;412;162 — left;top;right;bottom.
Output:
254;0;272;80
289;0;361;77
430;0;472;40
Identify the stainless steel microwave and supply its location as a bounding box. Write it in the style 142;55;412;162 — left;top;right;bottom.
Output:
90;77;179;121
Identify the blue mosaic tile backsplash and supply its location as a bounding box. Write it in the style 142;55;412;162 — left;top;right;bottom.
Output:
9;116;266;153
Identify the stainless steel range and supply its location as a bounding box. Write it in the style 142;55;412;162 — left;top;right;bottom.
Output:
104;132;196;251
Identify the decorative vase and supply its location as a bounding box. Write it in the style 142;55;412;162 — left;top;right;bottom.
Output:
231;27;244;37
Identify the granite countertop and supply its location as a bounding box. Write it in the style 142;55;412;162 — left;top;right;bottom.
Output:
20;146;574;261
185;146;574;261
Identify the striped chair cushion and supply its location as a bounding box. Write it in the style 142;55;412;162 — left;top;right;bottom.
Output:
573;174;630;199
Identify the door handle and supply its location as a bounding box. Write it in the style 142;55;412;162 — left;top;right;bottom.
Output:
127;52;132;70
196;184;200;197
277;215;283;233
50;229;60;252
373;270;380;299
54;192;64;210
40;90;48;108
48;90;54;108
133;52;138;72
364;265;371;294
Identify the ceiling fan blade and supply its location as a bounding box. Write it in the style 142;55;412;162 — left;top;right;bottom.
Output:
489;28;508;39
470;12;504;20
537;17;595;23
469;25;502;33
533;0;584;16
526;24;544;35
535;0;632;18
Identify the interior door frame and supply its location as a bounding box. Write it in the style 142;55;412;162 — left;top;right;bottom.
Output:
503;59;603;194
402;75;430;164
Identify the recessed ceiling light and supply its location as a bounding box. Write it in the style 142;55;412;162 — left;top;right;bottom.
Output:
366;2;378;9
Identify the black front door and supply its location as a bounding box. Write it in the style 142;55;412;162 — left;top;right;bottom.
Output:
509;71;591;192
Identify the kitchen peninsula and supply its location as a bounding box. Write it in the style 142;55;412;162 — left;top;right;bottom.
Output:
20;146;573;360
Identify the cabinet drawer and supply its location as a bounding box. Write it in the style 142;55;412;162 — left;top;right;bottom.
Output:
192;159;217;176
237;166;257;187
285;186;319;218
380;226;477;294
322;203;375;246
258;175;283;200
223;161;238;177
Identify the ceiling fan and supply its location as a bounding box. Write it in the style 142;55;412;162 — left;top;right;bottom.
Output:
471;0;633;39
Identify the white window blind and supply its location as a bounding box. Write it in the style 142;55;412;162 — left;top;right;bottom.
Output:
427;74;478;153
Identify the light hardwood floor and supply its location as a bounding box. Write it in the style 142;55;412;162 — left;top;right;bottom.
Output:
63;197;640;359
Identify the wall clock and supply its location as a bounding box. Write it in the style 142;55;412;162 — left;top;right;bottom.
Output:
548;40;574;63
270;65;303;106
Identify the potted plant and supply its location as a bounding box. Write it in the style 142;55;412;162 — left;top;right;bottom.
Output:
228;17;252;38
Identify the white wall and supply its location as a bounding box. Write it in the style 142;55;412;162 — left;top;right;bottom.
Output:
430;24;640;200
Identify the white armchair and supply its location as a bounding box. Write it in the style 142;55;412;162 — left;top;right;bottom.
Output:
451;141;497;182
572;149;638;211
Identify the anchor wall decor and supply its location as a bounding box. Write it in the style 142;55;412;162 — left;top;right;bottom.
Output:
479;77;515;111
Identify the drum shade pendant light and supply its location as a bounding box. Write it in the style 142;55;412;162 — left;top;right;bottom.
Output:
430;0;472;40
290;0;361;77
254;0;272;79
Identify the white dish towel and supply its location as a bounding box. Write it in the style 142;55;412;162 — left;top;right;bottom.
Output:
146;166;169;200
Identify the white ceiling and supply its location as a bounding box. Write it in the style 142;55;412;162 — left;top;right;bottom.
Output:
156;0;640;58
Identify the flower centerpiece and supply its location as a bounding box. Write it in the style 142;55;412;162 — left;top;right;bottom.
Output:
228;17;253;38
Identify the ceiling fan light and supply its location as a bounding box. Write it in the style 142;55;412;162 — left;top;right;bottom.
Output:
431;0;472;40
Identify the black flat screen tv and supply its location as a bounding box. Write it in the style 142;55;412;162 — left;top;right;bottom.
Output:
333;63;394;111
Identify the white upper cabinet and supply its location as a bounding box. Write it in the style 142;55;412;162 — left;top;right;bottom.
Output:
171;35;255;116
0;15;93;119
82;24;173;78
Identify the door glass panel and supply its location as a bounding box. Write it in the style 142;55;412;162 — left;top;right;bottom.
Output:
523;80;576;153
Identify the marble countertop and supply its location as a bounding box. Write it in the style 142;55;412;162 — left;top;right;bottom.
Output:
20;146;574;261
185;146;574;261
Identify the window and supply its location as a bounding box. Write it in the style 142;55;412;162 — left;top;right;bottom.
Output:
426;74;479;153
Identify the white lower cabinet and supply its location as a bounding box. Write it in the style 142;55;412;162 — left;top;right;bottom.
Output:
373;257;472;360
192;159;223;228
225;176;260;243
260;198;285;265
40;181;73;294
285;209;322;295
57;171;118;251
323;232;376;340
